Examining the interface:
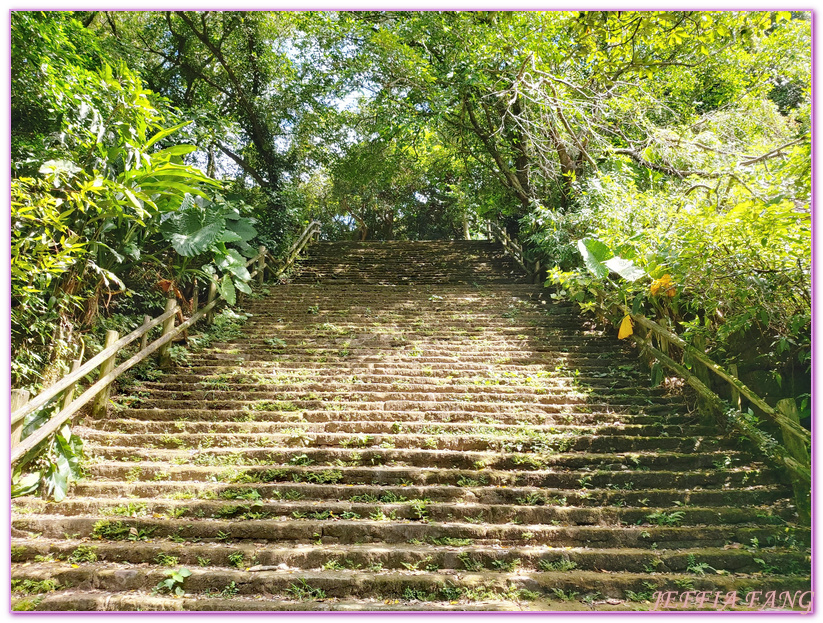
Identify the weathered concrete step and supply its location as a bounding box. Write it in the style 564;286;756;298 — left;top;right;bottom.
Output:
209;315;573;326
178;362;644;376
250;280;545;290
13;497;794;528
17;591;533;612
292;277;532;285
295;257;520;266
135;378;671;395
13;539;808;575
11;563;812;609
183;353;633;366
291;269;524;276
129;397;687;415
81;431;730;454
176;360;637;372
81;462;780;489
70;481;792;509
131;388;682;407
293;268;525;276
237;322;593;335
243;297;559;308
88;419;714;440
212;322;599;335
208;333;618;346
82;444;752;475
239;302;573;313
110;407;690;426
213;333;612;346
291;269;528;276
12;515;809;549
160;371;646;387
195;347;633;359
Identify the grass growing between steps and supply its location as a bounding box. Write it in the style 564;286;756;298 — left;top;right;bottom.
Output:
13;244;810;612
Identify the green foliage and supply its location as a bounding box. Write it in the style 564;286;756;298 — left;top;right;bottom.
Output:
67;546;98;564
645;511;686;526
158;194;259;302
12;422;84;503
11;578;60;594
227;551;246;568
155;553;180;567
539;557;577;572
153;568;192;596
286;579;326;601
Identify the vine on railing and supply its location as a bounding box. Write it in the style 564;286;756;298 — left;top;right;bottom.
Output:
486;219;810;522
10;220;322;499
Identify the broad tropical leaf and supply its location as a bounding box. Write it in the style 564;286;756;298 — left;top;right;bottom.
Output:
220;274;236;305
577;238;611;279
226;218;258;242
604;257;646;282
161;208;226;257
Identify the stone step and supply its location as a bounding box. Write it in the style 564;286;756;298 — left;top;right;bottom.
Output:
15;568;811;612
67;481;792;509
86;418;714;439
111;400;689;417
83;444;750;474
16;592;534;613
12;515;809;549
157;371;646;386
12;240;808;612
125;387;681;406
12;496;795;528
12;539;808;575
80;431;732;455
99;408;689;426
80;462;780;489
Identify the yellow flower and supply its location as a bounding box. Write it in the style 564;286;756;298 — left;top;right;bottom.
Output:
650;274;676;297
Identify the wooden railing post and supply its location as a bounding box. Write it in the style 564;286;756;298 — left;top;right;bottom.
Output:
206;281;218;325
61;359;82;411
139;315;152;352
191;279;199;315
776;398;809;465
776;398;810;523
91;330;119;418
258;245;266;285
11;389;30;450
158;297;178;368
692;335;714;424
729;363;741;410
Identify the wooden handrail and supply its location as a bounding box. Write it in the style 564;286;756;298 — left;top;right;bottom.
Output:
488;221;531;275
632;333;810;486
11;244;271;467
610;299;810;448
488;226;810;502
287;221;321;256
12;296;219;464
11;307;178;426
270;220;321;275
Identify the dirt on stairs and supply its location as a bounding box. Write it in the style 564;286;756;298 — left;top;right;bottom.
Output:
11;240;811;612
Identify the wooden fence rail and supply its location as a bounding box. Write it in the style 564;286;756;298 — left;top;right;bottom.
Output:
11;220;322;468
488;220;810;519
487;222;531;276
269;220;322;275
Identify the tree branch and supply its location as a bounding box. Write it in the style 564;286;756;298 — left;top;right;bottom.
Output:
739;138;806;166
215;140;269;188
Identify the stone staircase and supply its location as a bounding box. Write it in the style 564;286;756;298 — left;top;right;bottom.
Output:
11;240;810;611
